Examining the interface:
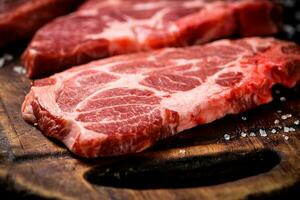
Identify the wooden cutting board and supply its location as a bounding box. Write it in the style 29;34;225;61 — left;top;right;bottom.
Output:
0;58;299;200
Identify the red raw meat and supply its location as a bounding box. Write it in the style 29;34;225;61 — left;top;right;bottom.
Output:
0;0;83;47
22;37;300;158
22;0;281;78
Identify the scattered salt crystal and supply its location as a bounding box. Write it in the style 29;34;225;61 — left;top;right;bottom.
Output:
33;123;38;126
278;126;282;129
294;120;299;125
249;132;256;137
283;127;290;133
224;134;230;140
259;129;267;137
179;149;186;154
289;127;296;132
271;129;277;134
274;119;280;124
241;132;247;137
277;110;282;113
284;135;289;141
13;66;26;74
241;116;247;121
275;90;281;94
281;114;292;120
280;97;286;102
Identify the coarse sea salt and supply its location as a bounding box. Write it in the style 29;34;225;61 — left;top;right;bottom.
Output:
286;114;292;118
241;132;247;137
271;129;277;134
294;120;300;125
283;127;290;133
280;97;286;102
259;129;267;137
241;116;247;121
274;119;280;124
249;132;256;137
13;66;26;74
284;135;289;140
224;134;230;140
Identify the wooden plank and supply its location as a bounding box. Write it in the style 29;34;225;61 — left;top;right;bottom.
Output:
0;59;299;200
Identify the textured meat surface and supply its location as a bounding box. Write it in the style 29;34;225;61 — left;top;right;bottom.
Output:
0;0;83;47
22;37;300;158
22;0;280;78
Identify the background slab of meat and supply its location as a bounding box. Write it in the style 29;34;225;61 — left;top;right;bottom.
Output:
21;0;281;78
0;0;84;48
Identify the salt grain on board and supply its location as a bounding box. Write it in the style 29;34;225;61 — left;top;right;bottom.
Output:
271;129;277;134
241;132;247;137
259;129;267;137
224;134;230;140
13;66;26;74
281;114;292;120
277;110;282;113
289;127;296;132
249;132;256;137
284;127;290;133
274;119;280;124
284;135;289;140
280;96;286;102
294;120;300;125
241;116;247;121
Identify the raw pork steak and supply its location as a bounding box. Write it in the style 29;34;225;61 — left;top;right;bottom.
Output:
22;37;300;158
0;0;83;47
22;0;281;78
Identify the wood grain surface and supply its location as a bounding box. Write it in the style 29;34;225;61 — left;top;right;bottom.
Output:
0;57;299;200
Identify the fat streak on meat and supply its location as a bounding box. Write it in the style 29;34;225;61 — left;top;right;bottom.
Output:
0;0;83;47
22;0;281;78
22;37;300;158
